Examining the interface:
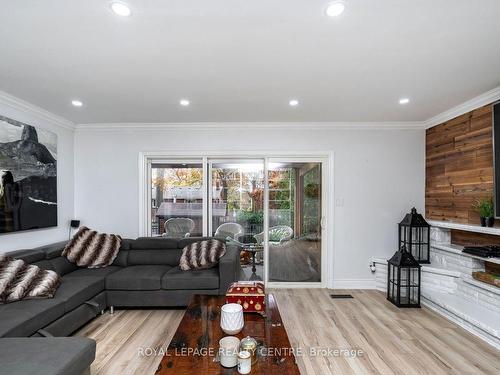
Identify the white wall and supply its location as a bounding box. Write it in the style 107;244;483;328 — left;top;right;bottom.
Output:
74;125;425;288
0;93;74;251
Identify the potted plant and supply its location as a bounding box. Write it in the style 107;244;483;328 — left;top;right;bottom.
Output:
236;210;264;233
473;197;495;227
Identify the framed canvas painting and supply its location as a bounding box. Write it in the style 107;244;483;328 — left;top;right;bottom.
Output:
0;115;57;233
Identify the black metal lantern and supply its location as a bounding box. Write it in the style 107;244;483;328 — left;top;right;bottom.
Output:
387;245;421;308
398;207;430;263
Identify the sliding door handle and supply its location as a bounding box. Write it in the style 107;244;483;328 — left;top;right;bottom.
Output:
320;217;326;229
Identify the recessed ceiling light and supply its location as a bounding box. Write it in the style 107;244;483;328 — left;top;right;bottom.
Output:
180;99;190;106
111;2;132;17
326;1;346;17
71;100;83;107
399;98;410;105
289;99;299;107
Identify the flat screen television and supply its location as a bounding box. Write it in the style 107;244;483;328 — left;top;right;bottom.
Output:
494;102;500;217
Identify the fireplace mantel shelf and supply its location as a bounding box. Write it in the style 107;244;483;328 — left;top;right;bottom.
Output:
427;220;500;236
431;243;500;266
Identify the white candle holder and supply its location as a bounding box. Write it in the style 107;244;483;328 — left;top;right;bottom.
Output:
220;303;244;335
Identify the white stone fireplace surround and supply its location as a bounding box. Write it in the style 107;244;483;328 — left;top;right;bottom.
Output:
372;221;500;349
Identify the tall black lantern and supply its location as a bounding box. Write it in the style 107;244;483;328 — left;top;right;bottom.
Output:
398;207;430;263
387;246;421;308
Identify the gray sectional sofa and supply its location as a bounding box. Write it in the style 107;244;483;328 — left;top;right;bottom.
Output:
0;237;241;375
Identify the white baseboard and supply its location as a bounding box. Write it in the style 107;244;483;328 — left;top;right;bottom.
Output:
331;279;376;289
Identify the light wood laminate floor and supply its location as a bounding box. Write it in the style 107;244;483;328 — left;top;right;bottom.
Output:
76;289;500;375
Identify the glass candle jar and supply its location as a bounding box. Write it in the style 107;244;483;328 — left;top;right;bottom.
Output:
237;350;251;374
240;336;258;364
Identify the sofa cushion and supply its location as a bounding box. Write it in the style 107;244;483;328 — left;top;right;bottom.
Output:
111;239;132;266
106;265;172;290
5;249;46;263
55;277;105;312
48;256;78;276
64;266;122;280
0;298;65;337
127;249;182;266
120;238;134;250
112;250;128;266
32;259;55;271
162;267;220;290
0;337;95;375
35;241;68;259
131;238;178;250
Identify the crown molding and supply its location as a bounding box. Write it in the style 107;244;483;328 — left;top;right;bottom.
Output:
73;86;500;131
0;90;75;130
75;121;424;131
4;85;500;133
423;85;500;129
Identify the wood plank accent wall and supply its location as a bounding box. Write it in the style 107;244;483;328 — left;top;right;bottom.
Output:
450;229;500;247
426;105;494;224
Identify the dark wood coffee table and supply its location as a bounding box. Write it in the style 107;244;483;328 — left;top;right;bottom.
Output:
155;294;300;374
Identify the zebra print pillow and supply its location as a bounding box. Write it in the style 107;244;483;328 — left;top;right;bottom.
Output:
0;255;61;304
179;239;227;271
62;226;122;268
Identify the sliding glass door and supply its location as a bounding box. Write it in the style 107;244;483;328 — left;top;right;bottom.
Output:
266;159;325;285
148;160;204;237
144;155;328;286
209;160;264;280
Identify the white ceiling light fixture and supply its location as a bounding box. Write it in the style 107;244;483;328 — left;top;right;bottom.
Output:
289;99;299;107
71;99;83;107
110;2;132;17
326;1;346;17
399;98;410;105
180;99;190;107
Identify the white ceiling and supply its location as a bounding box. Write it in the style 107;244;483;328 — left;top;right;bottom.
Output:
1;0;500;124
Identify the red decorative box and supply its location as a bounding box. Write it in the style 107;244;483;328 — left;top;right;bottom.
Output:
226;281;266;314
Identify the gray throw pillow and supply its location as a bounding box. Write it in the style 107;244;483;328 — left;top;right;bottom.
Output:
179;239;226;271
